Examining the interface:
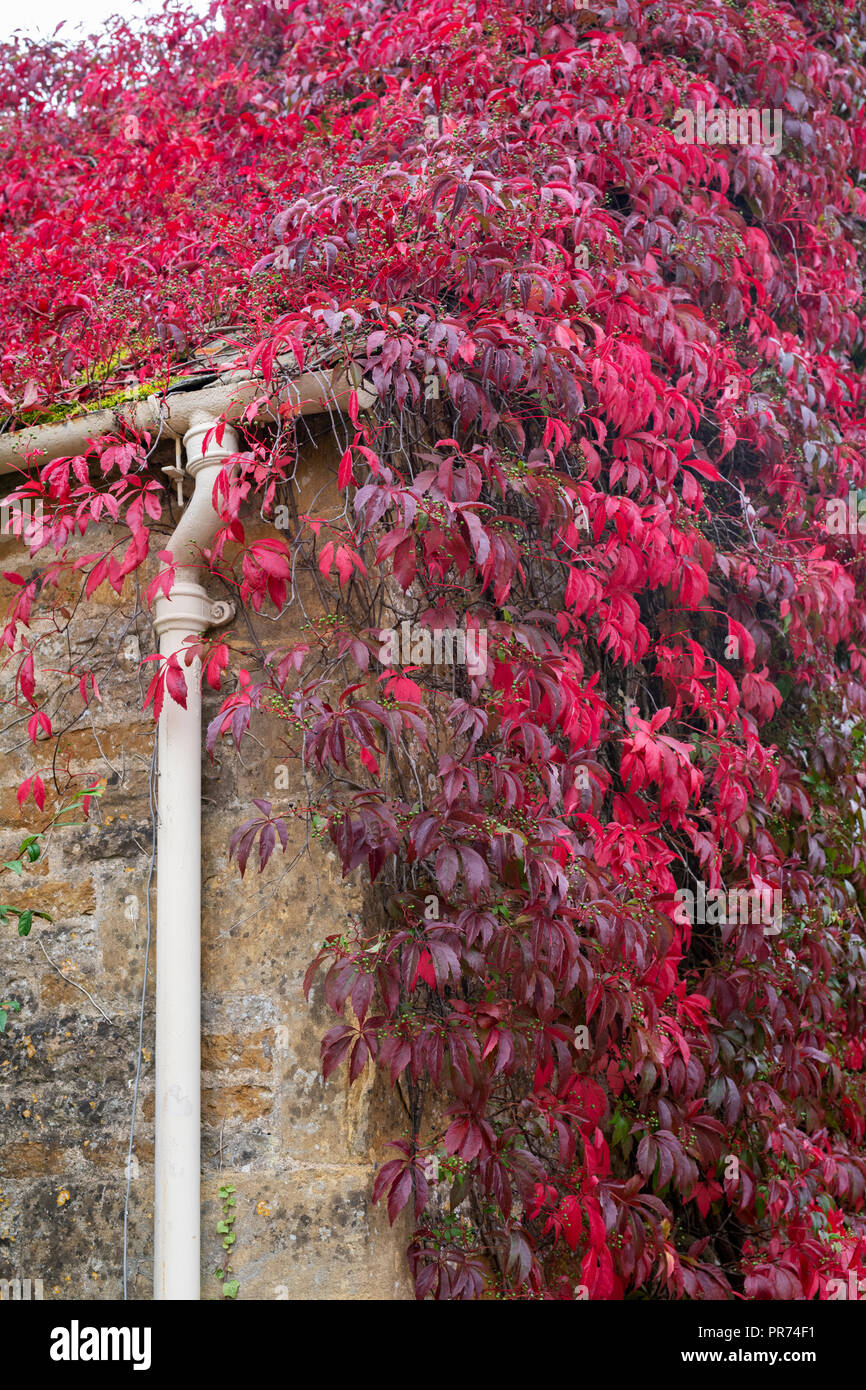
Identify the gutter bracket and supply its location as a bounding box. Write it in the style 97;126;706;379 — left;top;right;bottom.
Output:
208;599;235;628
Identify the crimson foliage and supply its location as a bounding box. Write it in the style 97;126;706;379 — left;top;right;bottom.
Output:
3;0;866;1298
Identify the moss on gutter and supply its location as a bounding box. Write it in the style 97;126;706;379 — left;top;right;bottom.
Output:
15;376;186;430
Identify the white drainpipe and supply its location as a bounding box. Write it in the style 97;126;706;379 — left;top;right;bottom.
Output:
151;414;238;1300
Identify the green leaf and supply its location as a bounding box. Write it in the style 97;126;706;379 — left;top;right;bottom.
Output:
0;1011;6;1032
222;1280;239;1299
3;860;24;876
611;1110;630;1146
17;910;33;937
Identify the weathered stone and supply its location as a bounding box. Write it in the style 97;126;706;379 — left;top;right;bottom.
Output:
0;1142;67;1177
39;973;87;1009
0;1175;153;1300
65;810;154;863
10;880;96;919
202;1084;273;1126
202;1030;273;1073
200;1170;412;1301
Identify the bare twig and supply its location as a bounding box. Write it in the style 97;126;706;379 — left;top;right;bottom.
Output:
37;938;113;1023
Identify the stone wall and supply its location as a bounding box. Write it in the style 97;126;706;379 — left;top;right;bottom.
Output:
0;427;411;1299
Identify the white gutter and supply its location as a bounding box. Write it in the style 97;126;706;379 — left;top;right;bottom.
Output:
0;367;374;1300
0;364;364;474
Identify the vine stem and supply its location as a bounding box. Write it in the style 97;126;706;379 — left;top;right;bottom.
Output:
37;939;113;1023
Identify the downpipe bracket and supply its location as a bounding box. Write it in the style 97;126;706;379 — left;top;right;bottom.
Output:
152;582;234;641
208;599;235;628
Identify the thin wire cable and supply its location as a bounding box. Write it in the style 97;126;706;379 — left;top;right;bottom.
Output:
122;734;158;1300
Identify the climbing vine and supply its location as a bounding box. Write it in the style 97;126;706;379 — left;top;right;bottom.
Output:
214;1183;239;1300
0;998;19;1034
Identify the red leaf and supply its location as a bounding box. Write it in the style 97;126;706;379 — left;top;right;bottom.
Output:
360;746;379;776
318;541;334;578
165;655;188;709
387;1169;413;1224
27;711;51;742
143;667;166;721
415;950;436;988
338;449;354;488
19;652;35;705
682;457;723;482
204;644;230;691
384;672;422;702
